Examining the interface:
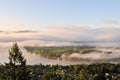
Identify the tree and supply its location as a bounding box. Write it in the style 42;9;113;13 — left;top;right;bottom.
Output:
42;73;48;80
79;69;86;80
4;42;29;80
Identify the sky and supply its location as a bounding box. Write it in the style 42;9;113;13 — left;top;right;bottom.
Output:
0;0;120;45
1;0;120;64
0;0;120;31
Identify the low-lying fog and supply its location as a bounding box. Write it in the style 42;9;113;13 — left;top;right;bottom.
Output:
0;40;120;65
61;48;120;62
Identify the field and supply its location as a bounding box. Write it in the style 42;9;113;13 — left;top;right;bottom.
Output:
24;46;96;59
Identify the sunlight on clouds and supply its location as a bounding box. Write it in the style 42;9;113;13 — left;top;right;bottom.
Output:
0;26;120;47
102;20;120;25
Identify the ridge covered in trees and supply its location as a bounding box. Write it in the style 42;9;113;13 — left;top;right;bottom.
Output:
24;46;96;59
0;43;120;80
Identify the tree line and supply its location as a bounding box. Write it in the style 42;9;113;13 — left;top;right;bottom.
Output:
0;43;120;80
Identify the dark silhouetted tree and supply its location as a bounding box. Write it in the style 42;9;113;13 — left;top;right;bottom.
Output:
4;42;29;80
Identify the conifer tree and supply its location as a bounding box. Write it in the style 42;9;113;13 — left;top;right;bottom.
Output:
4;42;29;80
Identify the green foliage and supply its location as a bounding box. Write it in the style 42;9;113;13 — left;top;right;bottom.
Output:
79;69;86;80
0;62;120;80
3;43;29;80
24;46;95;59
42;73;47;80
0;44;120;80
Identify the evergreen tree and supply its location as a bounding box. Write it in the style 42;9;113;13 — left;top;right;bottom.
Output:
4;42;29;80
79;69;86;80
42;73;47;80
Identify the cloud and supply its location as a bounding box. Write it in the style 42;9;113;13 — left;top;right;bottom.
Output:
13;30;38;33
0;31;39;42
0;22;25;31
0;26;120;47
60;49;120;62
102;20;120;25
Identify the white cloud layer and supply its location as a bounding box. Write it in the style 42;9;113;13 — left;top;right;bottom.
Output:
102;20;120;25
0;26;120;47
